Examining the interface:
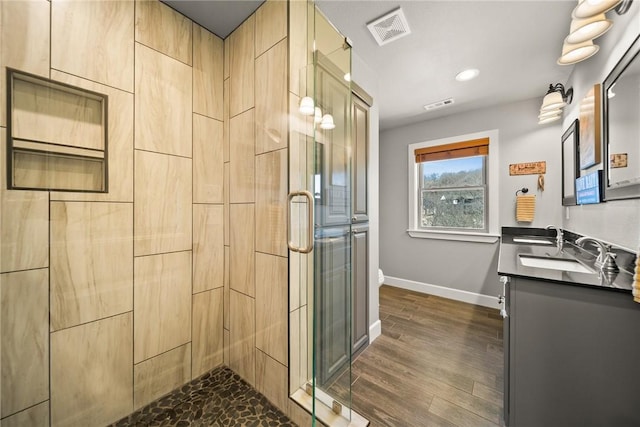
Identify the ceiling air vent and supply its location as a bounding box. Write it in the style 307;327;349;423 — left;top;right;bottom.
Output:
367;7;411;46
424;98;455;111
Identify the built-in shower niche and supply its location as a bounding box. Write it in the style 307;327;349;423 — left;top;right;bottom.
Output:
7;69;108;192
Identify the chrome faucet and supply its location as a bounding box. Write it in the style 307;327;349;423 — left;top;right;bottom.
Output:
575;236;619;272
545;225;563;251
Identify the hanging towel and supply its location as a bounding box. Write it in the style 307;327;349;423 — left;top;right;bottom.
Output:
516;195;536;222
633;250;640;303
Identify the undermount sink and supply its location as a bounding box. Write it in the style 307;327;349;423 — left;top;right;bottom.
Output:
518;254;594;274
512;237;553;245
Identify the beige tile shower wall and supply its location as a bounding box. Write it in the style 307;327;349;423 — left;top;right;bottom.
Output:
50;313;133;427
50;202;133;331
135;0;192;65
224;0;295;420
0;0;50;129
1;0;227;424
51;0;134;93
1;268;49;418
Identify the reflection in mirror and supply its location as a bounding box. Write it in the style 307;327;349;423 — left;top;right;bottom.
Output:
603;33;640;201
562;119;579;206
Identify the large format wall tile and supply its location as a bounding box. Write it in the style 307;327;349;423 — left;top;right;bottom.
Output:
229;14;255;116
230;290;255;386
229;109;255;203
224;163;230;246
256;349;288;411
0;0;49;128
51;0;134;92
1;116;49;275
50;313;133;427
50;71;134;203
256;39;288;154
193;114;223;204
223;79;230;162
135;0;192;65
289;307;308;394
1;401;49;427
224;36;230;80
255;0;287;58
229;204;255;297
256;149;288;257
134;251;192;363
50;202;133;331
255;253;288;365
134;343;191;410
193;24;223;120
224;246;230;330
193;204;224;293
134;43;192;158
1;269;48;418
192;289;223;378
134;150;192;256
288;0;307;96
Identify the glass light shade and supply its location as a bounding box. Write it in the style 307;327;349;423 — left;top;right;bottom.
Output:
314;107;323;124
539;108;562;119
320;114;335;130
538;114;562;125
299;96;315;115
566;14;612;44
541;91;566;111
572;0;621;19
557;40;599;65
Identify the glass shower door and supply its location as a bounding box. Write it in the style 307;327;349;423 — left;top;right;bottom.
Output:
288;3;353;424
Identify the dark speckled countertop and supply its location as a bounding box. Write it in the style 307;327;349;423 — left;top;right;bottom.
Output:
498;227;634;293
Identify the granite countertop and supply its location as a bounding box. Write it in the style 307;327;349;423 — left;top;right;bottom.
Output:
498;227;634;293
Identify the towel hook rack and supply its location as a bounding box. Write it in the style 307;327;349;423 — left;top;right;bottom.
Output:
516;187;529;196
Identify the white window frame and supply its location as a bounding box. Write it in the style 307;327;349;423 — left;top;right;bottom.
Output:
407;130;500;243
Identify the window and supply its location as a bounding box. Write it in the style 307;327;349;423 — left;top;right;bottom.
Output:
419;156;486;231
407;130;499;243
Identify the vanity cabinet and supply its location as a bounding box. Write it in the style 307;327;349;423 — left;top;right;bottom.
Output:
504;276;640;427
351;92;369;223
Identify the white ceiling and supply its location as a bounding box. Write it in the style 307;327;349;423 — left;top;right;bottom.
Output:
167;0;578;130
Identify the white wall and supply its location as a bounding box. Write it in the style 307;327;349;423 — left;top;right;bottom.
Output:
352;52;382;340
562;5;640;251
380;97;563;301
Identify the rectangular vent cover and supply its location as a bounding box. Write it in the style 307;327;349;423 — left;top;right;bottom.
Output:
424;98;455;111
367;7;411;46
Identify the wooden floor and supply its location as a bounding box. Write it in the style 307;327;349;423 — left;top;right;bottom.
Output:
350;285;504;427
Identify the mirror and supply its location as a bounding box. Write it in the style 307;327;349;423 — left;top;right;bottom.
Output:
603;33;640;201
562;119;579;206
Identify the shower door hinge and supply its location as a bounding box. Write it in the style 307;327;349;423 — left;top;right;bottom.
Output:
305;382;313;396
332;400;342;415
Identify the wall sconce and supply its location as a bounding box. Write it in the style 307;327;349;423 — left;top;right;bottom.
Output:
538;83;573;125
558;0;632;65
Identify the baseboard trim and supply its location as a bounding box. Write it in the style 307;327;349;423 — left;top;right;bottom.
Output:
384;276;500;309
368;319;381;343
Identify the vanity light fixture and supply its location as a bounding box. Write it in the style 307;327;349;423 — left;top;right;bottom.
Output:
343;72;351;82
314;107;323;124
455;68;479;82
299;96;315;115
538;83;573;124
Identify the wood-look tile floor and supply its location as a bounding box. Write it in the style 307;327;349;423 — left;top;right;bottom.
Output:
350;285;504;427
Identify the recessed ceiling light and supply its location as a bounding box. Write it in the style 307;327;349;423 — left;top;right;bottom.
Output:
455;68;479;82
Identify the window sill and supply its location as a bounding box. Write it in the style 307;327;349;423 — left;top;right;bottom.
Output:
407;229;500;243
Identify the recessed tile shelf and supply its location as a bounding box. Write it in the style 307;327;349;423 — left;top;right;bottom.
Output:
7;69;108;192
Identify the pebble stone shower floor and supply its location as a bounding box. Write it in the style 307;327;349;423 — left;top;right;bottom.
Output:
110;367;297;426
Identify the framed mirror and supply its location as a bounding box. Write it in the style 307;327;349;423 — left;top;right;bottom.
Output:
603;33;640;201
562;119;580;206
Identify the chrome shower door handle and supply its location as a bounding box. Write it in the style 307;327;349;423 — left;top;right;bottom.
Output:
287;190;314;254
